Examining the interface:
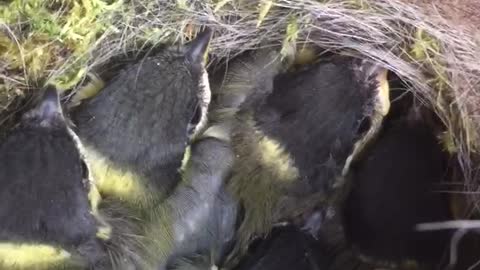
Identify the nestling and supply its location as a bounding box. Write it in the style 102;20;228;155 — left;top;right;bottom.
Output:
208;52;390;267
0;87;109;269
343;99;452;269
70;28;213;269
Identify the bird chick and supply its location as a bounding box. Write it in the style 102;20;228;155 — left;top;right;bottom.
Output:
71;28;212;207
223;55;390;266
342;103;452;268
0;87;109;270
69;28;214;269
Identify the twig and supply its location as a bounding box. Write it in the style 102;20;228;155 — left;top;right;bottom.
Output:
416;220;480;231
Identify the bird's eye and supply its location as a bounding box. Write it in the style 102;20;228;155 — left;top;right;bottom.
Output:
357;118;371;135
187;103;203;138
81;159;90;188
189;103;202;127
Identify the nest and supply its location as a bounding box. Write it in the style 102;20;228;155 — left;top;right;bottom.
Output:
1;0;480;238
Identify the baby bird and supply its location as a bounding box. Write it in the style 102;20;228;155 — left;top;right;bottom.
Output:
0;87;107;269
342;101;452;268
222;54;390;266
71;28;212;207
70;28;213;269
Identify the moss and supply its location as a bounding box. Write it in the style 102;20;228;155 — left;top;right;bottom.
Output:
0;0;120;99
280;15;299;60
257;0;274;27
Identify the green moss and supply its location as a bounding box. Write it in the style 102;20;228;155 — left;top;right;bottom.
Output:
257;0;273;27
280;15;299;60
440;131;458;154
408;28;449;91
176;0;190;10
0;0;121;96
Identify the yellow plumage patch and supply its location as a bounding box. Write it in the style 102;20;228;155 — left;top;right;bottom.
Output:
0;243;72;270
84;146;153;208
257;136;298;181
95;224;112;241
227;117;300;264
81;146;178;268
179;145;192;175
376;69;390;116
86;181;112;240
88;182;102;212
69;73;105;107
340;67;391;179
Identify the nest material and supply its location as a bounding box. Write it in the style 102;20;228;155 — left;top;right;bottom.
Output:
1;0;479;212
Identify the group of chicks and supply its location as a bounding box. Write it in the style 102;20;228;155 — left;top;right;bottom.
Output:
0;28;456;270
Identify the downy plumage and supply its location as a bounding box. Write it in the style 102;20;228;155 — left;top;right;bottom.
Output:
0;87;109;269
196;50;391;268
70;28;214;269
342;95;453;269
